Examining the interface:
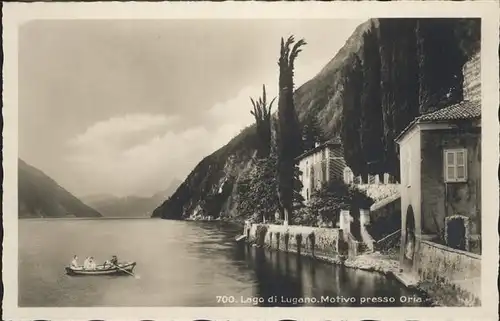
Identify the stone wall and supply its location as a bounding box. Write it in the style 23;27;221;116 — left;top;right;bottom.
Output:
245;223;346;258
368;197;401;241
416;240;481;305
462;52;480;102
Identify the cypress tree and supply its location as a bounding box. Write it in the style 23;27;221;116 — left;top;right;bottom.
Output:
359;25;385;175
340;54;366;177
277;35;306;224
417;19;467;114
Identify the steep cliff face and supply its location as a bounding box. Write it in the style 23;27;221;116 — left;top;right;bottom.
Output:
153;18;479;220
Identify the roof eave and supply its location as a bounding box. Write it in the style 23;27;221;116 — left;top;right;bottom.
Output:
394;119;419;144
395;116;480;144
295;141;341;162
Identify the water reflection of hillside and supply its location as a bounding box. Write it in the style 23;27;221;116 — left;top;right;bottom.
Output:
175;222;425;307
235;244;426;307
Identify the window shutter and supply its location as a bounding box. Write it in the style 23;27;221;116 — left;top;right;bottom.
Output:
445;150;454;182
444;149;468;182
447;164;456;181
456;150;467;180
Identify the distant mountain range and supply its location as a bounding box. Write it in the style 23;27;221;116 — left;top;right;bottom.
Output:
82;179;181;218
18;158;102;218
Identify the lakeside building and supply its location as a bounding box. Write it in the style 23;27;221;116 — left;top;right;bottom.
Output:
395;100;481;257
394;51;481;303
295;138;396;204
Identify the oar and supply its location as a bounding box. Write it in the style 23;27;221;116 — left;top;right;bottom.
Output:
111;263;140;279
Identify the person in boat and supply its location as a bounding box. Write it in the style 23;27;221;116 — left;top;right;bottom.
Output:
83;257;91;269
103;255;118;268
89;257;97;270
70;255;79;268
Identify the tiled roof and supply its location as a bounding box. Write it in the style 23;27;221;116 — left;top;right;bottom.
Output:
395;100;481;142
418;100;481;122
295;137;342;161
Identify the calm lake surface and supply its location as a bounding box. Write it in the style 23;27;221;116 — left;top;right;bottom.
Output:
19;218;426;307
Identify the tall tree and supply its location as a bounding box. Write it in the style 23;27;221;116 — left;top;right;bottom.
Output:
417;18;474;114
378;18;420;180
340;54;366;177
359;25;385;175
277;35;306;224
302;113;325;151
250;85;276;159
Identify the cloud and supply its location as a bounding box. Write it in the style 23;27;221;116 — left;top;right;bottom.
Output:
65;87;266;197
70;113;180;151
65;63;327;198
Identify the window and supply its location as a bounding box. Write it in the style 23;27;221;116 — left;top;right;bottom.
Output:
343;167;354;185
444;149;468;182
310;167;315;190
306;188;309;201
321;160;327;183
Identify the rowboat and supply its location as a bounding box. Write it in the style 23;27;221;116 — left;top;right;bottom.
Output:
65;262;136;276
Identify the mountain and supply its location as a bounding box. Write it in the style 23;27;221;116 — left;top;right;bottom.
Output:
84;179;181;218
18;159;102;218
152;18;480;221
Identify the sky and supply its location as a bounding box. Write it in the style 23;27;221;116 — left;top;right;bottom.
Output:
19;19;363;198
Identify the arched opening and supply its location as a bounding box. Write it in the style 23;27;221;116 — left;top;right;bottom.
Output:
446;216;467;251
308;233;316;257
343;167;354;185
295;234;303;254
404;205;416;263
284;233;290;252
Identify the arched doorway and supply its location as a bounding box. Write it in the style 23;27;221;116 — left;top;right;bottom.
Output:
446;216;467;251
404;205;416;264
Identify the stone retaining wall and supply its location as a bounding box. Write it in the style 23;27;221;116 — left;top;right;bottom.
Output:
245;223;345;258
416;240;481;305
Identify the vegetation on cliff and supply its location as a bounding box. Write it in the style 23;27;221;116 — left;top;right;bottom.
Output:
236;155;279;222
152;18;480;221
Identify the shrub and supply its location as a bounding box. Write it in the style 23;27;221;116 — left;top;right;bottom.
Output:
309;179;374;225
291;206;318;226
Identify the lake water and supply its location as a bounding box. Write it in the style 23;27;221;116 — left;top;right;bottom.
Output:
19;218;427;307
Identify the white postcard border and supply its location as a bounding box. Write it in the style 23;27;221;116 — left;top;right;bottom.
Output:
2;1;499;320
